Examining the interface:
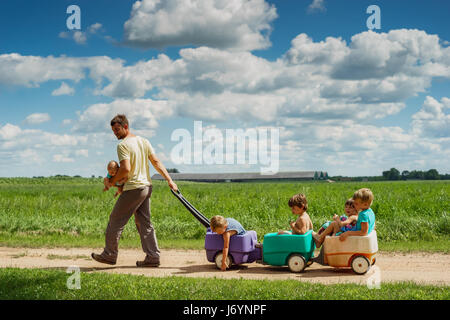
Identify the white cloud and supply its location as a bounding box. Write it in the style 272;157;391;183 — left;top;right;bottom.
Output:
73;31;87;44
93;29;450;125
88;23;103;34
307;0;326;13
72;98;175;135
0;53;124;87
0;123;22;140
0;122;101;175
411;96;450;138
75;149;89;157
285;34;348;66
18;149;43;164
4;29;449;127
331;29;449;80
123;0;277;51
53;154;75;163
52;82;75;96
0;124;88;150
24;113;51;125
2;27;450;176
59;23;103;45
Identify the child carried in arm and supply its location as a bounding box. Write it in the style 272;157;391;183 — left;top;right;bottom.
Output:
103;160;128;197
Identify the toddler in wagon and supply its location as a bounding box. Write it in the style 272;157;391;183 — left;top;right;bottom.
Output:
210;215;246;271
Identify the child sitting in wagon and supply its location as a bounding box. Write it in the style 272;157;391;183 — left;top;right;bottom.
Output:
313;188;375;247
277;193;313;235
338;188;376;242
313;198;358;247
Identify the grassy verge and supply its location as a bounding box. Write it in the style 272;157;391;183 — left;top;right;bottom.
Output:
0;179;448;253
0;268;448;300
0;233;205;250
0;232;448;253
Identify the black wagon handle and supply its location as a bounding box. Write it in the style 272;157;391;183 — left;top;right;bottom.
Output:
170;188;211;228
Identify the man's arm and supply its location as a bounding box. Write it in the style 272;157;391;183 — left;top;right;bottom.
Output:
149;153;178;191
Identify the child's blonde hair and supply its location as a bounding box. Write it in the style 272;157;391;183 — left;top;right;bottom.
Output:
352;188;374;204
288;193;308;211
210;215;227;230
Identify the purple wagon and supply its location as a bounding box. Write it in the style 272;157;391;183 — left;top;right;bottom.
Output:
205;228;262;267
171;189;262;269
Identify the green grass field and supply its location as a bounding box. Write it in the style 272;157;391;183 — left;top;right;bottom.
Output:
0;178;448;300
0;268;448;300
0;178;449;252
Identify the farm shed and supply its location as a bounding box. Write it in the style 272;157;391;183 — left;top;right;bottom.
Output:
151;171;328;182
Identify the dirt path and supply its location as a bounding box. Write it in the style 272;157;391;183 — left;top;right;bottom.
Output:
1;247;449;286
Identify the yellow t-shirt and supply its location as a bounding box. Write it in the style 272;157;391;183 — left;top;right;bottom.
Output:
117;136;155;192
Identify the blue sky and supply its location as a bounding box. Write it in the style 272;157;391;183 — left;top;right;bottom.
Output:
0;0;449;177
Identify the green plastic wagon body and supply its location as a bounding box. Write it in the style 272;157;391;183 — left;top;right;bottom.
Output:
262;230;316;272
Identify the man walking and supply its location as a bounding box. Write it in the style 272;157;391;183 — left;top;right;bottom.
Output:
92;114;178;267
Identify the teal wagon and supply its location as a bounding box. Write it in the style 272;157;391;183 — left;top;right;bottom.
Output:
262;230;316;272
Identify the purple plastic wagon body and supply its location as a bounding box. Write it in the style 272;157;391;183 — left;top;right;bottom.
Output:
171;189;262;267
205;228;262;265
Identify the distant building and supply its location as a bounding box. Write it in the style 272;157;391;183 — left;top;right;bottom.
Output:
151;171;329;182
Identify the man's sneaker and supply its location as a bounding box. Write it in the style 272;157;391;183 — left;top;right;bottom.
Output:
136;259;160;268
91;253;116;265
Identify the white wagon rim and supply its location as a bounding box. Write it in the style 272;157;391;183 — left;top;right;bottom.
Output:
214;252;232;269
288;254;306;273
351;256;370;274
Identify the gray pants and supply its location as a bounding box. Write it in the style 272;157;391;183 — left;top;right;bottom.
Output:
101;185;159;262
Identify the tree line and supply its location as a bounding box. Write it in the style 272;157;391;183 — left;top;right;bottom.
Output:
332;168;449;182
382;168;448;180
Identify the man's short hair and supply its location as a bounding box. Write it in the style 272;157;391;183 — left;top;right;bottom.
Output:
110;114;129;128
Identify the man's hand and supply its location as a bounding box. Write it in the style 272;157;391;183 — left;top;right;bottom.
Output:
168;180;178;191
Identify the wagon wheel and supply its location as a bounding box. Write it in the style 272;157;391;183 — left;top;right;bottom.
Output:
351;255;371;275
214;252;232;270
287;254;306;273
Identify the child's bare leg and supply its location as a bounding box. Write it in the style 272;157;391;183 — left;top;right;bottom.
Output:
313;221;341;247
